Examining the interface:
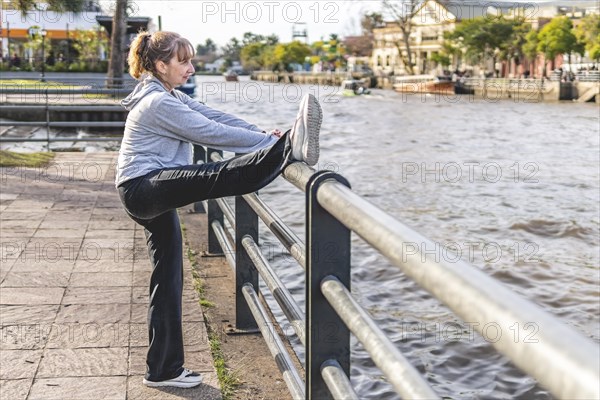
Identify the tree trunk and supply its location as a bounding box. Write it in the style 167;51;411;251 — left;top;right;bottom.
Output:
107;0;127;88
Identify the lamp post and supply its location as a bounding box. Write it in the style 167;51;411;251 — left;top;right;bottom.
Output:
28;27;47;82
40;29;47;82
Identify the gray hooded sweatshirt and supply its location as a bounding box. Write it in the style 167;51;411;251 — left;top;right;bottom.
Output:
115;76;277;186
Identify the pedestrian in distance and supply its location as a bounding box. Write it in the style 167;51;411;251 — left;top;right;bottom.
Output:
116;30;322;389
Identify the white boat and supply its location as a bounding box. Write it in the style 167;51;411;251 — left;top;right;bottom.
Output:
340;79;371;96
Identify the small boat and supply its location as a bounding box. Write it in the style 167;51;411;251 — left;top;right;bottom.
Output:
340;79;371;96
176;76;196;96
393;75;454;95
224;70;239;82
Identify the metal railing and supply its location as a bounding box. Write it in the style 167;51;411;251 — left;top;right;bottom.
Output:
1;84;130;148
195;146;599;400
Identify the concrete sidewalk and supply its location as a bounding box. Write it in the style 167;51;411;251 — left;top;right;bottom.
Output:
0;152;221;400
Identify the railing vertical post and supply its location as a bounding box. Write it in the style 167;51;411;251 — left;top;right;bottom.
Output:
206;148;223;255
45;87;50;150
306;171;351;400
235;188;259;331
192;145;206;213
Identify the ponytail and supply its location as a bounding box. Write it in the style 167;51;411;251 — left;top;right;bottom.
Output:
127;31;195;80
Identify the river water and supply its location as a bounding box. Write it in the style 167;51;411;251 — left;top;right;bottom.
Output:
197;76;599;399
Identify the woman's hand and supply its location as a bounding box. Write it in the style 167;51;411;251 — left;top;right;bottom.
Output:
270;129;283;138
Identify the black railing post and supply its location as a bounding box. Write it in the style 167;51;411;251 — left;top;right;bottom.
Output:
206;148;223;255
306;171;352;400
235;192;259;331
192;145;206;213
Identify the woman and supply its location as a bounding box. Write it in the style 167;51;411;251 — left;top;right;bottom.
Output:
116;31;322;388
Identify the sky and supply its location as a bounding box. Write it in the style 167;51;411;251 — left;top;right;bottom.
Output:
120;1;381;47
108;0;589;48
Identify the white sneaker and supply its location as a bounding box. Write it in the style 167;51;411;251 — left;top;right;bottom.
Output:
143;368;203;388
290;93;322;166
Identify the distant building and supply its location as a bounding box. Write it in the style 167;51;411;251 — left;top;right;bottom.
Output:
371;0;461;76
0;2;104;62
0;2;151;64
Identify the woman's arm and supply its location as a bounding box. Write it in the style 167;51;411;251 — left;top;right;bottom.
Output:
152;92;276;153
175;90;263;132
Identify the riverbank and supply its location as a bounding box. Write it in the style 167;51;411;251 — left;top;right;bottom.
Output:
251;71;600;103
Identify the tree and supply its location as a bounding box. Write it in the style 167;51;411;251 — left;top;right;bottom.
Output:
382;0;422;75
107;0;127;88
8;0;84;12
241;42;267;71
272;41;311;71
71;28;108;69
575;14;600;63
196;39;217;57
537;17;581;70
523;29;539;75
361;12;385;35
446;16;518;76
222;37;242;69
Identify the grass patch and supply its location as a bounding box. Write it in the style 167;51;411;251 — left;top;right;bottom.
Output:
181;222;240;398
0;150;55;167
208;325;240;399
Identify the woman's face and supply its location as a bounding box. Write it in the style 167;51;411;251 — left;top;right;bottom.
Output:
158;54;195;91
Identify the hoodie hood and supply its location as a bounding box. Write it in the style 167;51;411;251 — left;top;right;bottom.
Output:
121;75;169;111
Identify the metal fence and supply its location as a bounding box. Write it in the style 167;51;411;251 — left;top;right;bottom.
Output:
197;146;600;400
0;84;131;148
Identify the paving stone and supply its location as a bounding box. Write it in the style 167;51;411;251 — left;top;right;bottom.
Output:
0;271;70;288
33;229;86;239
28;376;126;400
0;324;51;350
38;348;128;378
0;219;41;229
8;259;74;273
62;286;131;305
73;257;133;273
0;287;65;305
131;286;148;304
0;379;32;400
0;349;43;379
69;272;132;287
132;271;151;287
182;322;210;350
38;219;86;230
85;229;134;239
55;304;131;324
129;323;148;347
130;304;147;324
46;322;129;349
0;305;59;325
88;220;135;231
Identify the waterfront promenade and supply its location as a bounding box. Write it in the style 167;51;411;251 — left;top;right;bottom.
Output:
0;152;221;399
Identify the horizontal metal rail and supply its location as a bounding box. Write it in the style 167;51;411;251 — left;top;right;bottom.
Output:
315;179;600;400
0;105;125;112
0;137;121;143
210;153;305;266
0;88;132;96
282;161;316;192
241;235;305;346
215;198;235;231
210;220;235;271
321;276;439;399
242;284;305;400
243;192;306;269
0;121;125;128
320;360;359;400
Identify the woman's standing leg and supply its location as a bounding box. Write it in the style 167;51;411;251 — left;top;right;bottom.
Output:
140;209;186;382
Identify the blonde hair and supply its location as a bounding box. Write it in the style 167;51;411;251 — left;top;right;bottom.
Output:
127;31;194;80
